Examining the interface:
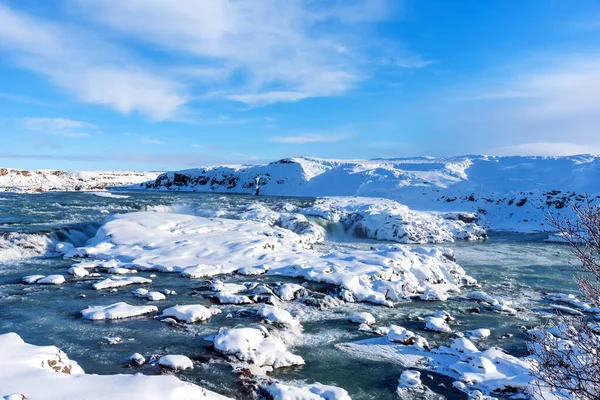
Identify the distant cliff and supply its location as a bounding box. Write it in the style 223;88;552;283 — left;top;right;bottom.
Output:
0;168;159;192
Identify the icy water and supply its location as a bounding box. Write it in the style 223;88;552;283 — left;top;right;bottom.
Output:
0;191;578;399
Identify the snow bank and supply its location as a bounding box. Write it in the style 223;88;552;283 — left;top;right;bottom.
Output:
142;155;600;232
81;302;158;320
0;332;231;399
266;382;351;400
213;327;304;369
80;212;477;306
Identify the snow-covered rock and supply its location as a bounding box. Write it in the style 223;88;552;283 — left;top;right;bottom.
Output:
466;329;491;340
92;276;152;290
257;305;299;327
0;332;231;399
130;353;146;365
145;291;166;301
37;275;65;285
81;302;158;320
161;305;214;323
81;212;476;306
68;266;89;277
387;325;416;345
212;327;304;369
348;312;376;325
158;355;193;371
424;316;452;333
22;275;45;284
266;382;351;400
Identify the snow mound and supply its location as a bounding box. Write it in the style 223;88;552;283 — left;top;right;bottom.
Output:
0;332;231;399
81;302;158;320
257;305;299;327
213;327;304;369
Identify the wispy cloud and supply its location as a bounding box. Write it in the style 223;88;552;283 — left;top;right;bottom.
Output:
269;133;349;144
0;4;188;120
141;137;165;145
19;117;98;138
71;0;401;106
489;142;600;156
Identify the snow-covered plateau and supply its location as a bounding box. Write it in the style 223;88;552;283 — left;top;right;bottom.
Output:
0;168;159;192
141;155;600;232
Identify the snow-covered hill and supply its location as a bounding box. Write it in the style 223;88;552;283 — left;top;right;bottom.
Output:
0;168;159;192
140;155;600;231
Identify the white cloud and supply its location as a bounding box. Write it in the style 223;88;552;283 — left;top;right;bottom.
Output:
269;133;349;144
490;142;600;156
141;137;165;145
0;5;187;120
71;0;397;106
19;117;97;138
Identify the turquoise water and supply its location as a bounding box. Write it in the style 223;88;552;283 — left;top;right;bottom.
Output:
0;191;578;399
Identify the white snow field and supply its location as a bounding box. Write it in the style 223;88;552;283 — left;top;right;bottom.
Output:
142;155;600;231
0;332;232;400
0;168;159;192
75;211;476;306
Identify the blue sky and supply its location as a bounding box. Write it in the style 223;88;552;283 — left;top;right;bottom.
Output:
1;0;600;171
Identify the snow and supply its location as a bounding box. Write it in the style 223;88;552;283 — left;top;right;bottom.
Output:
36;275;65;285
92;276;152;290
338;334;534;398
67;266;89;277
81;302;158;320
80;212;476;306
275;283;306;301
266;382;351;400
161;305;214;323
93;192;131;199
142;155;600;232
0;168;159;192
465;291;518;315
302;197;486;244
348;312;376;325
0;332;231;399
22;275;45;284
212;327;304;370
466;329;491;340
257;305;299;327
158;355;194;370
387;325;416;345
424;316;452;333
145;291;166;301
130;353;146;365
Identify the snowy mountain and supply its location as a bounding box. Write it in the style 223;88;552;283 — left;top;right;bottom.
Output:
0;168;160;192
140;155;600;231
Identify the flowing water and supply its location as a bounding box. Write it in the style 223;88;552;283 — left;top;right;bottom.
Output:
0;191;578;399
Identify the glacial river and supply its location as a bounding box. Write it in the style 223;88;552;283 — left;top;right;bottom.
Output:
0;191;577;399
